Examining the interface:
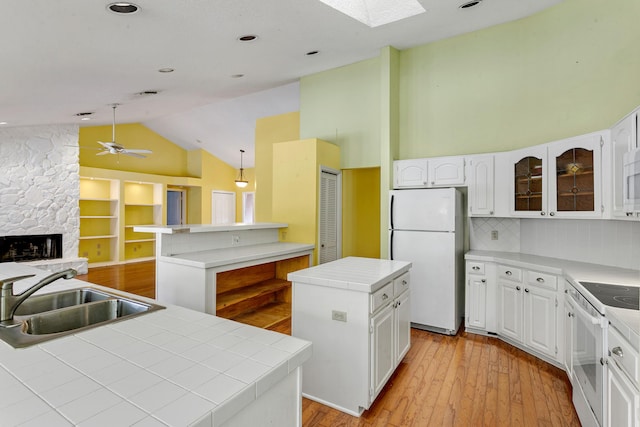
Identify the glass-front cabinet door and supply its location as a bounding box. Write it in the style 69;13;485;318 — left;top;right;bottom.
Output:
547;132;603;218
510;146;548;217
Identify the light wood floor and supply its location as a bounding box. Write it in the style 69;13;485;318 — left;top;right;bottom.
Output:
77;260;580;426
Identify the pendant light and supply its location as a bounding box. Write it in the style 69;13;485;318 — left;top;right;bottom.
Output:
235;149;248;188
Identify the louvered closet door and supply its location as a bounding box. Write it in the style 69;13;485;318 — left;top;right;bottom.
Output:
319;170;338;264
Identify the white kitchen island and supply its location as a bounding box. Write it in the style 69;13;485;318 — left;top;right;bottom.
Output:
289;257;412;416
0;262;312;426
134;223;314;318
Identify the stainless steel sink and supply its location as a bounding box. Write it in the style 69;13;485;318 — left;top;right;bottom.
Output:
14;288;112;316
0;287;164;348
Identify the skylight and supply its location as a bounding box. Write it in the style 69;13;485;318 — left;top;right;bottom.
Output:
317;0;426;27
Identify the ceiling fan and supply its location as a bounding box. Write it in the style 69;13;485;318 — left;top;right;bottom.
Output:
94;104;152;159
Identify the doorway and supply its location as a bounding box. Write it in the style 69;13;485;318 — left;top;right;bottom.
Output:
242;192;255;224
167;189;186;225
319;167;341;264
211;191;236;224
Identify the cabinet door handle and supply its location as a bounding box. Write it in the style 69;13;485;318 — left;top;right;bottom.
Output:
537;277;545;283
525;288;529;293
516;286;521;291
472;266;480;271
402;280;408;285
550;212;555;217
541;212;546;216
568;312;573;318
397;300;401;306
481;279;486;283
506;271;512;276
382;293;389;300
612;347;624;358
489;211;494;215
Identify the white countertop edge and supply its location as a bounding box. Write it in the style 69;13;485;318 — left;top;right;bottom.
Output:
158;243;315;269
134;223;289;234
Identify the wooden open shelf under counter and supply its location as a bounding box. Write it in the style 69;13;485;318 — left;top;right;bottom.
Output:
215;255;309;329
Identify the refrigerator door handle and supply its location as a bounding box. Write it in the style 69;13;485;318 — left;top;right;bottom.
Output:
390;230;394;260
390;194;395;230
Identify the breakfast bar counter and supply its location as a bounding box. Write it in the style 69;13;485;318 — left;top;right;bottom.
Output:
0;262;312;426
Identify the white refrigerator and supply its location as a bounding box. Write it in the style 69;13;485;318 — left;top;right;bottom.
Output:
389;187;464;335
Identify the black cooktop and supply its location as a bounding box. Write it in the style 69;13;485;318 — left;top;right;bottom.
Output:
580;282;640;310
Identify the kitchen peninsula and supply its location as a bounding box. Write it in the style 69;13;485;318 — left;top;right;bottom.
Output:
134;223;314;328
0;262;312;426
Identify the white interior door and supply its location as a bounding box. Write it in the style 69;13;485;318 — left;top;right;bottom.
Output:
211;191;236;224
319;168;341;264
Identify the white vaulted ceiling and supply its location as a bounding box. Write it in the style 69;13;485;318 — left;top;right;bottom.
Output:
0;0;563;167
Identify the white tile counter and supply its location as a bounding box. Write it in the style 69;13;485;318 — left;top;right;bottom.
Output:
287;256;412;293
158;243;314;270
0;263;311;427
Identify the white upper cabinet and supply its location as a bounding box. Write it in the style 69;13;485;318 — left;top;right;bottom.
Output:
428;156;465;187
508;130;607;218
394;156;464;189
467;155;495;216
509;145;548;217
547;131;605;219
394;159;428;188
611;109;640;219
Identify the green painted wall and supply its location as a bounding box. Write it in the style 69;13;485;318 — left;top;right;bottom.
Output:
300;0;640;164
399;0;640;158
300;57;381;169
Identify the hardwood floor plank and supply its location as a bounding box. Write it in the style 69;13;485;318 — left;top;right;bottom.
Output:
80;263;581;427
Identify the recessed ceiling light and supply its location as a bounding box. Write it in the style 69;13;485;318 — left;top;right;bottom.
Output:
80;117;92;121
238;35;258;42
306;50;319;56
459;0;482;9
0;121;7;125
158;68;174;73
231;74;245;78
75;112;94;117
107;2;140;14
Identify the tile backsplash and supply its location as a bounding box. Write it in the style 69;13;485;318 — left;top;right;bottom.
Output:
470;217;640;270
470;217;521;252
520;219;640;270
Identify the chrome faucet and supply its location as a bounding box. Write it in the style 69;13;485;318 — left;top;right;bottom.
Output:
0;268;77;326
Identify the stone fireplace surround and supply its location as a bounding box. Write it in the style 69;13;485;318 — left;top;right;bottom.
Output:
0;125;87;274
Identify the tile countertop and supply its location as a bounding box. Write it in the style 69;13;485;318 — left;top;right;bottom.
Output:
158;242;315;269
0;263;312;427
287;256;412;293
465;250;640;352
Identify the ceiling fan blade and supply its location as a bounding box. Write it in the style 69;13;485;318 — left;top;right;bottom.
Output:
123;149;153;154
122;152;146;159
97;141;114;148
96;151;110;156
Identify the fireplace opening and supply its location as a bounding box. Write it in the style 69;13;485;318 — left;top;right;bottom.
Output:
0;234;62;263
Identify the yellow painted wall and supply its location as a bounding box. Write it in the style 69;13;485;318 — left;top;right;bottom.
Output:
342;168;381;258
255;112;300;222
79;124;190;176
272;138;340;264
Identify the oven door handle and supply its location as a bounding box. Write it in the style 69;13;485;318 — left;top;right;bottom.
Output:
571;297;606;328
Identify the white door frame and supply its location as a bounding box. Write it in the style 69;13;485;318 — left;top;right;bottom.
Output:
242;191;255;224
318;166;342;263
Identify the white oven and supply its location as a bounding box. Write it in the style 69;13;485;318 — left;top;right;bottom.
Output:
567;282;607;427
623;148;640;212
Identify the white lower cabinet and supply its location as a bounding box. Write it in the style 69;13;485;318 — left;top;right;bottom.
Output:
290;259;411;416
607;325;640;427
491;263;560;363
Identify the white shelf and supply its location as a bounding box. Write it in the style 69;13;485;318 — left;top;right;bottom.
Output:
125;203;161;207
79;235;117;240
80;198;118;202
125;238;156;244
80;216;117;219
125;224;157;229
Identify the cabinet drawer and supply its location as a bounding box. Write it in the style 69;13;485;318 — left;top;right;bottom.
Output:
371;282;394;313
467;262;485;275
393;272;410;296
497;265;522;282
526;270;557;290
609;326;640;385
